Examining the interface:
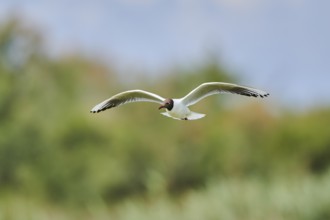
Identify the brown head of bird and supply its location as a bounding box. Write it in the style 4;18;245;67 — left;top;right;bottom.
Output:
158;98;174;110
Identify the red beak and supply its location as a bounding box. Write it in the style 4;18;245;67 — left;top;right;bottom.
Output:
158;105;165;110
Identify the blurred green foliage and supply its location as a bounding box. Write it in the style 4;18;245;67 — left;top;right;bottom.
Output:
1;18;330;219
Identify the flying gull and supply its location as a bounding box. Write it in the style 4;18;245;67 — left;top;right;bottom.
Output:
90;82;269;120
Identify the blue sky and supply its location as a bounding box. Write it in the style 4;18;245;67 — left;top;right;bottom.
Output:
1;0;329;109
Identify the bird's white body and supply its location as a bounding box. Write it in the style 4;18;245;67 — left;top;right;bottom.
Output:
90;82;269;120
160;99;205;120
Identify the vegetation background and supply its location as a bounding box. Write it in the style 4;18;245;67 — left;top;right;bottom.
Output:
1;17;330;220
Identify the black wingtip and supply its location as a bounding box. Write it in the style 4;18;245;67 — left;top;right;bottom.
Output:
90;110;100;113
259;93;270;98
90;108;106;113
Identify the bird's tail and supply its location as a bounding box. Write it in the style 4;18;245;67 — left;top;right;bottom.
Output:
186;111;205;120
160;111;205;120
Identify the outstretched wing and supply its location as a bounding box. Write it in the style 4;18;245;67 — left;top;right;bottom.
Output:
181;82;269;106
90;90;165;113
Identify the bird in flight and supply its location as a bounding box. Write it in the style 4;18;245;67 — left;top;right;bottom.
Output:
90;82;269;120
